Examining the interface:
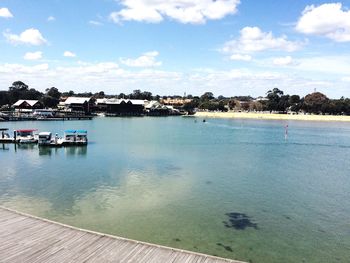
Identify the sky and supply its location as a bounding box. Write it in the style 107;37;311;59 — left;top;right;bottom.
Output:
0;0;350;98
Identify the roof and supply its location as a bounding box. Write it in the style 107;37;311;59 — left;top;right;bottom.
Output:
104;99;145;106
15;129;37;132
145;101;166;109
64;130;76;133
128;99;145;105
64;97;91;105
39;132;52;136
76;130;87;134
13;100;40;107
0;128;9;131
96;98;106;104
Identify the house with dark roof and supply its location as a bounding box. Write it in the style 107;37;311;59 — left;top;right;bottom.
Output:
97;99;145;116
13;100;43;110
59;97;94;114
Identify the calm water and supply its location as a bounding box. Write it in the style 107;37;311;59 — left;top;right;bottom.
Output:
1;117;350;263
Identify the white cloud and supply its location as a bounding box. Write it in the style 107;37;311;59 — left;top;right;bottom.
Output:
273;56;295;66
4;28;47;46
63;51;76;57
89;20;103;26
24;51;43;60
230;54;252;61
120;51;162;67
222;26;303;55
109;0;240;24
341;77;350;82
47;16;55;22
0;61;348;97
0;63;49;74
296;3;350;42
295;56;350;75
0;7;13;18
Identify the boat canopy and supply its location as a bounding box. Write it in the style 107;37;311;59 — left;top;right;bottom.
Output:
64;130;77;134
76;130;87;134
15;129;37;132
0;128;9;131
39;132;52;136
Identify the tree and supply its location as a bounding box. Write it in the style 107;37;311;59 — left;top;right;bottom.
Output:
131;89;142;99
228;99;236;110
9;81;28;91
46;87;61;99
183;100;199;114
141;91;152;100
42;87;61;108
42;96;59;108
303;92;329;114
200;92;214;102
266;88;284;112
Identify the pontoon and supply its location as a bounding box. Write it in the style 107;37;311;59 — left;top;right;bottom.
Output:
38;132;63;146
62;130;88;146
76;130;88;145
0;128;13;143
14;129;38;144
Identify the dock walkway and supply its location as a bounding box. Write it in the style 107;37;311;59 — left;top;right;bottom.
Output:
0;206;244;263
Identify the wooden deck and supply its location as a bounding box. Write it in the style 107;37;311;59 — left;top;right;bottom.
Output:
0;206;245;263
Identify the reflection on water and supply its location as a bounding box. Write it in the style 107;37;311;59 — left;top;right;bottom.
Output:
1;117;350;263
37;146;87;156
4;144;88;157
64;146;87;156
1;144;9;151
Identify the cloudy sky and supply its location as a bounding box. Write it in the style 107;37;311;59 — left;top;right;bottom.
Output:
0;0;350;98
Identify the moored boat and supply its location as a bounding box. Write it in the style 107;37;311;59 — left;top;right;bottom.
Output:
76;130;88;145
0;128;14;143
14;129;38;144
38;132;52;146
62;130;88;146
38;132;63;147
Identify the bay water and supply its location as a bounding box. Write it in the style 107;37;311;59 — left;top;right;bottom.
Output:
0;117;350;263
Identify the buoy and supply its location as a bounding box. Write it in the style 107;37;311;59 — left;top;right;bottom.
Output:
285;124;288;140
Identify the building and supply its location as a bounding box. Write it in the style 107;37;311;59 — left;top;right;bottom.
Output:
13;100;43;110
59;97;94;114
145;101;170;116
97;99;145;116
160;98;193;107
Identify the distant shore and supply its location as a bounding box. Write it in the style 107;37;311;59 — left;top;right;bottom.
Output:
194;112;350;122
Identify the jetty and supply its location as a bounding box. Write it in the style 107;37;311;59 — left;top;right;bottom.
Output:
0;206;244;263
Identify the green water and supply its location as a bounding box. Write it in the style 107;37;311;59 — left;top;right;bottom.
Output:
1;117;350;263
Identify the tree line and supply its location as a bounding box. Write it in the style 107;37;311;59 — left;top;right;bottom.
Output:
183;88;350;115
1;81;350;115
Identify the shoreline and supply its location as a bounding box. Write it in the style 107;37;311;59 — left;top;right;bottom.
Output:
194;111;350;122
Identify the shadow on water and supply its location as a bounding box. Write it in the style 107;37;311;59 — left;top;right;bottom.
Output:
216;243;233;252
223;212;258;230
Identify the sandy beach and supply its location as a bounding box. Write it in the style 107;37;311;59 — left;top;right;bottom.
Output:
194;111;350;122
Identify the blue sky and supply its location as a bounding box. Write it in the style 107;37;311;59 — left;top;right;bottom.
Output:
0;0;350;98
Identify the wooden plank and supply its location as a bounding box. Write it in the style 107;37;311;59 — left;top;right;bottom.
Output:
0;207;245;263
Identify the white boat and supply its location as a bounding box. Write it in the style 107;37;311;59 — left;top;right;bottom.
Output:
38;132;52;145
14;129;38;144
76;130;88;145
63;130;88;145
39;132;64;146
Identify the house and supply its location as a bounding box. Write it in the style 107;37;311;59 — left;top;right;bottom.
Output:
102;99;145;116
145;101;170;116
59;97;94;114
13;100;43;110
160;98;193;106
